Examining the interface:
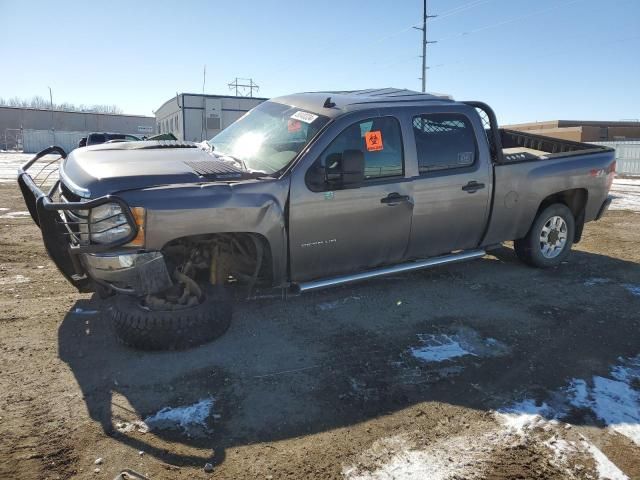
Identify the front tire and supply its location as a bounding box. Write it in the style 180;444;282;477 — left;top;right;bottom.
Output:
109;286;232;350
514;203;575;268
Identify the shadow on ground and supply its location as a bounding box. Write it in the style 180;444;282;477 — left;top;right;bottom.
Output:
58;247;640;468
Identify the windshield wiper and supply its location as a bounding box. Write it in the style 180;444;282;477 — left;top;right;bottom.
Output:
223;153;249;172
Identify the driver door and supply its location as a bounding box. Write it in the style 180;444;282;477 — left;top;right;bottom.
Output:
288;115;413;282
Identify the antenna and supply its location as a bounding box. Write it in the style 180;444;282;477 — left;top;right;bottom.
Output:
228;77;260;97
413;0;437;92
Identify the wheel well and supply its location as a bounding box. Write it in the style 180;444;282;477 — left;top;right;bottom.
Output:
536;188;588;243
161;232;273;290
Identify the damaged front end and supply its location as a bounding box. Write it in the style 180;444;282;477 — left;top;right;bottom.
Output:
17;147;141;293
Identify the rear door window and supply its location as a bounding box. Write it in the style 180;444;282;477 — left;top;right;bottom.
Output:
412;113;477;173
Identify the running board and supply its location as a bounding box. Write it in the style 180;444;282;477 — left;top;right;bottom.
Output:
295;249;486;293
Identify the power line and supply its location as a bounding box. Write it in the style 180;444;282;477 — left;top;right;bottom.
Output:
437;0;585;42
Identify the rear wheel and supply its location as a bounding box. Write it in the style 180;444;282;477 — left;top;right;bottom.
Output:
109;286;231;350
514;203;575;268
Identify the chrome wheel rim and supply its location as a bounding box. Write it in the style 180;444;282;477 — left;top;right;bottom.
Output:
539;215;568;259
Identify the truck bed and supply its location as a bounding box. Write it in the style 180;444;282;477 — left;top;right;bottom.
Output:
499;129;610;163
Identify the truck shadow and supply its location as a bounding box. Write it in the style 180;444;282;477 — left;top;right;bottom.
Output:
57;246;640;469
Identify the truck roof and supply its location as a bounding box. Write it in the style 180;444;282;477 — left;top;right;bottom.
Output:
271;88;455;118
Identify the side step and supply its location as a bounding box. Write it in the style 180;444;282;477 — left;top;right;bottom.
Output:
295;249;486;293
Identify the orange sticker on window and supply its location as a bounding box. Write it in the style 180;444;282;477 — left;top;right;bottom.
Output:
288;119;302;132
365;130;383;151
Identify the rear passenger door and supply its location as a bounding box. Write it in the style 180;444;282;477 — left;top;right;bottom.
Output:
406;110;491;259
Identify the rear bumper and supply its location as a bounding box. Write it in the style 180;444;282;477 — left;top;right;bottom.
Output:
16;146;140;293
595;196;612;221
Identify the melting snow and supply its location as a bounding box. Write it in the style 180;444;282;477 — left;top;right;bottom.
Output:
144;398;214;434
410;330;509;364
410;334;475;363
584;277;611;287
581;440;629;480
0;274;30;285
115;420;149;434
501;356;640;446
610;178;640;212
342;434;491;480
495;399;557;434
318;296;361;311
622;284;640;297
589;375;640;445
0;210;30;219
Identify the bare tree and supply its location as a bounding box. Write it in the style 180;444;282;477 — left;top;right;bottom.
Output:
0;95;123;114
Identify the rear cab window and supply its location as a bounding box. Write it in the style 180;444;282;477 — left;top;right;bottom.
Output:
412;113;478;174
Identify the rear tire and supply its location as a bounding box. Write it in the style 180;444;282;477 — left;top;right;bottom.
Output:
109;286;232;350
514;203;575;268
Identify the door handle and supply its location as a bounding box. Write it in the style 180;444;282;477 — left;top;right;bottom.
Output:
462;181;485;193
381;193;412;205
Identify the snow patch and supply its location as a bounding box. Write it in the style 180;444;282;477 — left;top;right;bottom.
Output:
0;274;30;285
115;420;149;434
144;398;214;434
73;307;99;315
544;436;629;480
0;210;30;219
409;330;509;364
502;356;640;446
318;296;361;311
410;334;475;363
590;375;640;445
342;434;491;480
495;399;557;434
584;277;611;287
610;178;640;212
622;284;640;297
581;440;629;480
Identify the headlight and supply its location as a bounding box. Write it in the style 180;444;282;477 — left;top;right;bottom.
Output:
90;203;132;244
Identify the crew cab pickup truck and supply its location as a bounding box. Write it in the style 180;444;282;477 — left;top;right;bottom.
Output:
17;88;616;349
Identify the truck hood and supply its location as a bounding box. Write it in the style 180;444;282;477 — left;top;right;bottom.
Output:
60;141;253;198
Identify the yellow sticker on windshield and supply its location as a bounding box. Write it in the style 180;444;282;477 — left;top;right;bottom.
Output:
365;130;383;151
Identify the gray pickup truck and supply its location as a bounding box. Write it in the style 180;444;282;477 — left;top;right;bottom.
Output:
18;88;616;349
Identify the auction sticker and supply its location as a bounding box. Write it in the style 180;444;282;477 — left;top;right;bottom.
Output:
365;130;384;151
291;111;318;124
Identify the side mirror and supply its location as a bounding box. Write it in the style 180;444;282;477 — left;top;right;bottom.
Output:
340;149;365;187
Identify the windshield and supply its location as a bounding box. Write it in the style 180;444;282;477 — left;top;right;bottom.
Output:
209;101;330;174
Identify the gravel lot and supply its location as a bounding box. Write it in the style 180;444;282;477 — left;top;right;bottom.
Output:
0;152;639;479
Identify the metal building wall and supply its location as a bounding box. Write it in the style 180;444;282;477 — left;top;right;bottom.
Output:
155;94;267;142
591;141;640;175
23;130;86;154
1;106;156;150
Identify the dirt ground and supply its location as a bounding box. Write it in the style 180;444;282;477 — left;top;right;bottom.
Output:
0;157;639;479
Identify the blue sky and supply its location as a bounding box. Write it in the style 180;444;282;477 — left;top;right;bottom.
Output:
1;0;638;124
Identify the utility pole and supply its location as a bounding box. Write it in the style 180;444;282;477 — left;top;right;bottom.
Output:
414;0;437;92
48;86;55;144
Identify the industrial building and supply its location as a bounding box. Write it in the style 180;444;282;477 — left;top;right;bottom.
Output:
0;105;156;153
155;93;267;142
503;120;640;142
